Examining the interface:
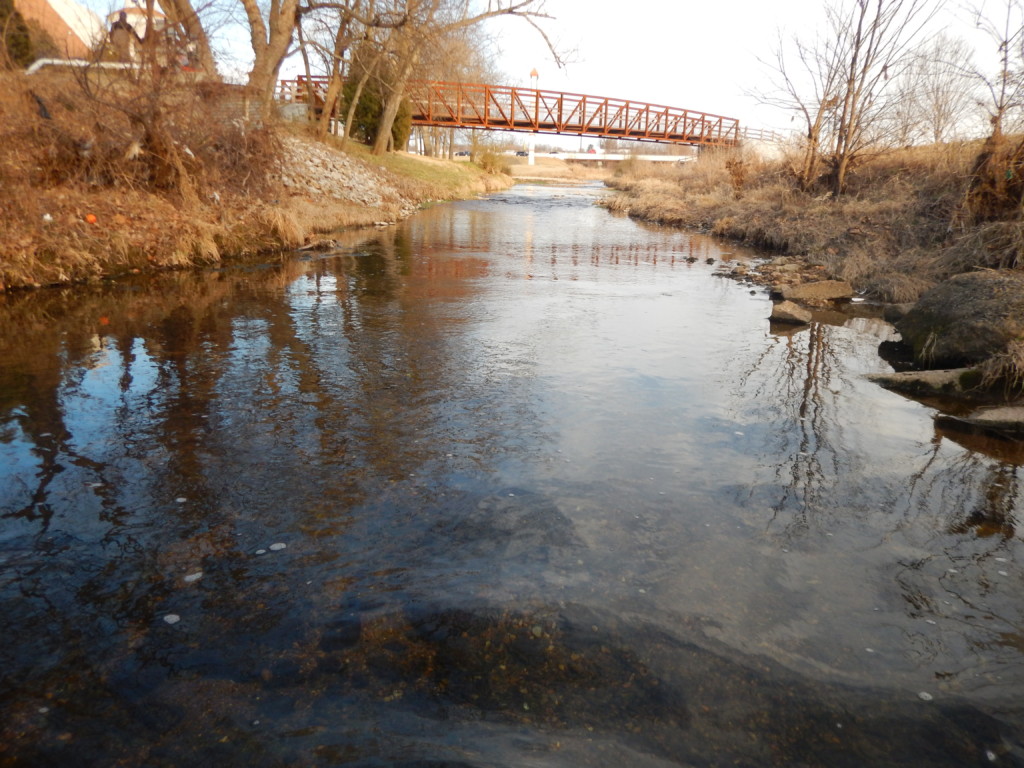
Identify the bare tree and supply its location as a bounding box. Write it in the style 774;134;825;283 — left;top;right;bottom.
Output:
160;0;220;75
760;0;938;196
826;0;939;194
889;33;980;144
369;0;558;155
296;1;410;139
967;0;1024;137
954;0;1024;225
916;34;981;142
759;29;846;191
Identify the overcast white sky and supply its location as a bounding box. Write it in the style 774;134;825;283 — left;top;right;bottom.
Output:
482;0;992;134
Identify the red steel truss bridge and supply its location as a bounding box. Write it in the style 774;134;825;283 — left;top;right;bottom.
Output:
277;78;745;148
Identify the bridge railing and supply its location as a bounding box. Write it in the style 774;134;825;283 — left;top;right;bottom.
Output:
405;81;740;147
276;77;744;148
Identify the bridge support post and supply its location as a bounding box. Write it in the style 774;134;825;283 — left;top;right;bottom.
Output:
528;134;536;166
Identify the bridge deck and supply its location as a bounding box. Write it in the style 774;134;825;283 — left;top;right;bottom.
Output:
277;78;742;148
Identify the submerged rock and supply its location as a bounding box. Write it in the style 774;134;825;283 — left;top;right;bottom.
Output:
896;271;1024;367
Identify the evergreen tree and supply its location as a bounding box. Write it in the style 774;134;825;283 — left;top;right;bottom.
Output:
0;0;35;68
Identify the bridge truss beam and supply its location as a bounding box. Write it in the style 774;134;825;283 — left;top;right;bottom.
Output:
277;78;743;148
407;81;740;147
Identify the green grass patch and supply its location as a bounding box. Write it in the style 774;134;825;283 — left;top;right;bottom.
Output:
329;138;486;193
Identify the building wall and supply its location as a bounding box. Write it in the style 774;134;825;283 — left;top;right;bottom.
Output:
14;0;100;59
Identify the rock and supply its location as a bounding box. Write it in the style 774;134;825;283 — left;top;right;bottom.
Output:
770;300;813;325
780;280;855;301
936;406;1024;439
896;271;1024;366
866;368;983;395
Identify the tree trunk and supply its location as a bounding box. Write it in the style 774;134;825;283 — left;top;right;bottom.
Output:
372;58;416;155
296;23;318;123
315;22;354;139
241;0;299;122
340;66;373;149
159;0;218;76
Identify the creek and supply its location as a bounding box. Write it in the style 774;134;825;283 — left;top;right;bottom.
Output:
1;181;1022;766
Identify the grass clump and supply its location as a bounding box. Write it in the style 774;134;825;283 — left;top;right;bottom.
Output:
605;139;1024;303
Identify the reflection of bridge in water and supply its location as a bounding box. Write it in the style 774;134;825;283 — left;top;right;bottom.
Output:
277;78;781;147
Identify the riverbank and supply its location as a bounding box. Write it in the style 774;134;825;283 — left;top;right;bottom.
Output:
0;70;511;292
603;142;1024;394
603;142;1021;303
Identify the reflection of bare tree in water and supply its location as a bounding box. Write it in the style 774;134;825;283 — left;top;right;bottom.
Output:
733;322;854;539
896;427;1021;540
948;460;1019;539
883;409;1023;685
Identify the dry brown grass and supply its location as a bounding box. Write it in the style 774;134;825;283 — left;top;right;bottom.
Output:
1;67;503;290
938;221;1024;272
0;68;287;288
605;140;1015;303
979;340;1024;391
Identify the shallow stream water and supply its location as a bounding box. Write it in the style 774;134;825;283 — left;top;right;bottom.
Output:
1;182;1023;766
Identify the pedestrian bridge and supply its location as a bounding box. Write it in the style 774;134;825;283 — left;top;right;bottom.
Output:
277;78;775;148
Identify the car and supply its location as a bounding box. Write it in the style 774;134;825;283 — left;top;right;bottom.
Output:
454;150;469;156
515;150;529;157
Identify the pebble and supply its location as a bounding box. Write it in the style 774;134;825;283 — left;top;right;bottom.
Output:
175;497;187;503
998;570;1009;576
163;614;181;625
255;549;267;556
269;542;287;551
183;571;203;583
918;691;933;701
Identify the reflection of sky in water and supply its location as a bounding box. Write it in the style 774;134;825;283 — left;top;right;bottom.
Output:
0;183;1021;765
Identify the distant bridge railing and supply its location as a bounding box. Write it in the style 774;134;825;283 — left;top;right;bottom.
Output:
739;126;788;143
277;78;758;148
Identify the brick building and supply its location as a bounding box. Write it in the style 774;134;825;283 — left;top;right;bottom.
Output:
14;0;104;60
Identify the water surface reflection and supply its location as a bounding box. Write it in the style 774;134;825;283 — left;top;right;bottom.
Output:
1;183;1022;766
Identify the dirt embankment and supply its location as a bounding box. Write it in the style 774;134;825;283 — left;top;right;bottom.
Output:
0;69;511;292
